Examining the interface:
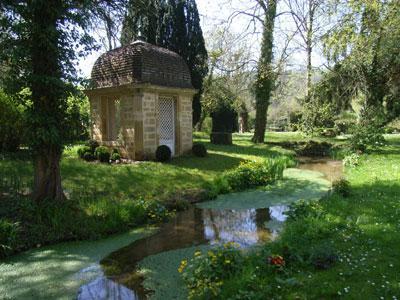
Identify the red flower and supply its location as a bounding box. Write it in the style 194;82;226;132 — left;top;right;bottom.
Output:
268;255;285;267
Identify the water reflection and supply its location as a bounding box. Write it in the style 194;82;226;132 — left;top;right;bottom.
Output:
77;277;139;300
78;158;342;299
77;207;277;299
203;208;271;247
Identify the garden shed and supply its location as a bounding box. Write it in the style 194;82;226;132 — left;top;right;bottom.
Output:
85;40;196;160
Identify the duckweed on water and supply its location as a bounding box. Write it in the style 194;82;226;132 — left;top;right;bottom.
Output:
0;227;155;300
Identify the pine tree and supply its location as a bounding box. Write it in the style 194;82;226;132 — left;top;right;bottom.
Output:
121;0;208;126
120;0;160;45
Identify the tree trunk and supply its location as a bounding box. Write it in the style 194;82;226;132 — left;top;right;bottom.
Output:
252;0;277;143
30;0;66;202
239;111;249;133
306;0;314;98
196;111;206;131
252;101;268;142
33;147;65;202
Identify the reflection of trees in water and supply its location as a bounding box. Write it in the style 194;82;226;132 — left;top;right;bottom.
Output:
78;277;139;300
202;209;271;247
269;205;288;222
267;205;289;239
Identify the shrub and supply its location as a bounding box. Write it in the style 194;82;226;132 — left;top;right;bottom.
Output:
83;152;95;161
85;139;99;153
181;242;244;299
343;153;360;167
0;219;20;258
296;140;332;156
192;143;207;157
77;145;91;159
0;90;25;152
155;145;171;162
95;146;110;163
285;199;326;221
349;107;385;152
111;152;121;161
309;242;338;270
139;199;172;223
334;119;356;134
332;178;351;197
223;158;290;192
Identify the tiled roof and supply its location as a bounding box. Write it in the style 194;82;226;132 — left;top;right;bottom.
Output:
91;41;193;89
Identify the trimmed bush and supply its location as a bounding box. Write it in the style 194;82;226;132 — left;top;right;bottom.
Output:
192;143;207;157
83;152;95;161
95;146;110;163
85;139;99;153
155;145;171;162
77;146;91;159
111;152;121;161
210;132;232;145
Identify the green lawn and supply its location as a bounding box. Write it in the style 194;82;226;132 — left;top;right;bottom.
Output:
1;132;293;202
0;132;294;258
1;132;399;299
206;135;400;299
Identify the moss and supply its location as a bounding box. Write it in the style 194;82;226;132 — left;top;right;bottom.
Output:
0;227;155;300
197;168;331;210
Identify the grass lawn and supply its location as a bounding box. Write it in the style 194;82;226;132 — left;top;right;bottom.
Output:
0;132;295;257
196;135;400;299
1;132;293;201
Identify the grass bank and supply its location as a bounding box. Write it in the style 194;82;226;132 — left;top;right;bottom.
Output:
0;132;294;258
182;135;400;299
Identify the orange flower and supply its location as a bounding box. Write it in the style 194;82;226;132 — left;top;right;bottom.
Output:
268;255;285;267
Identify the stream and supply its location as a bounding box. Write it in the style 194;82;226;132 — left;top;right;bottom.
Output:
77;157;342;300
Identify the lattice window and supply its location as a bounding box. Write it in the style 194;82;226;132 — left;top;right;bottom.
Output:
159;96;175;141
158;95;176;155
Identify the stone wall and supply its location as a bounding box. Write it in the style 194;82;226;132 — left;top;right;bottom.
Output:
88;87;194;161
90;95;102;141
178;94;193;154
120;95;135;158
142;92;158;159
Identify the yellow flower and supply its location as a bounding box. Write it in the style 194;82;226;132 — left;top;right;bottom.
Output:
225;259;231;264
194;251;202;257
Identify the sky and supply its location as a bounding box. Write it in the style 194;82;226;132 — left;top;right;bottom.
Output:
77;0;326;78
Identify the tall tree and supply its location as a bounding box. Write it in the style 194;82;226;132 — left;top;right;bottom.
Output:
0;0;110;202
252;0;278;143
92;1;128;51
323;0;400;121
121;0;208;126
120;0;159;45
285;0;326;97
